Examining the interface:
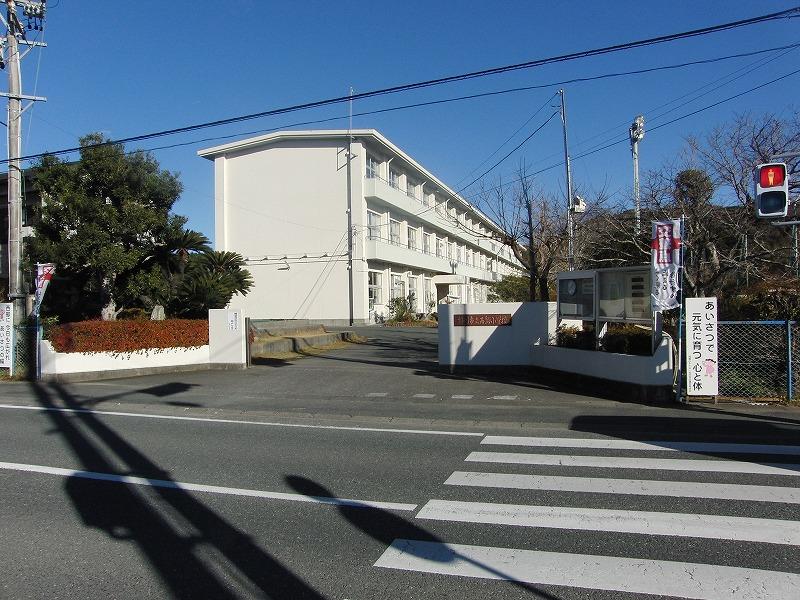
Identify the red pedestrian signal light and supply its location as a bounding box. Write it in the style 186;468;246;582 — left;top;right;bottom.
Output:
755;162;789;219
759;164;785;188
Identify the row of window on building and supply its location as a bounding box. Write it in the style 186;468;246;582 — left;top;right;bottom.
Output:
367;268;488;313
366;207;516;276
365;154;515;264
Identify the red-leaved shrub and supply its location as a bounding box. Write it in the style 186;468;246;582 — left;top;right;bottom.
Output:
48;319;209;353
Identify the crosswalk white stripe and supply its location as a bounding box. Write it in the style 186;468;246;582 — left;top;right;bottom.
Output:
466;451;800;476
445;471;800;503
374;540;800;599
481;436;800;455
416;499;800;545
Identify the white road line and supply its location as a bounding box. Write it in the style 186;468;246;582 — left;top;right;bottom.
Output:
482;436;800;455
374;540;800;599
365;392;388;397
412;394;436;399
451;395;474;400
416;499;800;545
466;451;800;476
445;471;800;504
489;395;517;400
0;403;483;437
0;461;417;511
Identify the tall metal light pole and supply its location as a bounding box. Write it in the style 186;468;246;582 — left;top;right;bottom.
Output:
629;115;645;237
559;89;575;270
2;0;47;372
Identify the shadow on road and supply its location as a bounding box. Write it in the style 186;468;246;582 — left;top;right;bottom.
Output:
285;475;562;599
571;414;800;441
29;381;326;599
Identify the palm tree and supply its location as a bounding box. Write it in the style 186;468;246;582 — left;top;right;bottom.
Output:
174;250;253;317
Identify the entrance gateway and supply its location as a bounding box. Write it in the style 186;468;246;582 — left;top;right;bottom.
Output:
431;274;470;304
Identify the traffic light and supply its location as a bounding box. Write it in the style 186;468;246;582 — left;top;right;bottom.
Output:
755;162;789;218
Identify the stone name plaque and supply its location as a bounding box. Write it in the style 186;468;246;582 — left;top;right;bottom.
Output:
453;313;512;327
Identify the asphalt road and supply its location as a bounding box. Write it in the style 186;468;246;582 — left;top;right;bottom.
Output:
1;326;799;599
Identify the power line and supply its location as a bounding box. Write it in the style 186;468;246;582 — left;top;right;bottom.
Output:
5;7;798;165
13;42;800;168
465;66;800;199
456;111;561;195
566;43;799;157
454;92;558;188
497;43;799;176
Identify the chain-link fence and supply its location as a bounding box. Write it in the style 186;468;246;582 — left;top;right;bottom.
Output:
716;320;794;400
14;324;38;379
2;324;38;380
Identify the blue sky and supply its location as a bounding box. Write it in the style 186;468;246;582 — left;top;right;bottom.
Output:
8;1;800;243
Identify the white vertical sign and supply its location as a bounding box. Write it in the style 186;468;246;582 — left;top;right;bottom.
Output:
0;303;13;369
227;310;240;332
686;297;718;396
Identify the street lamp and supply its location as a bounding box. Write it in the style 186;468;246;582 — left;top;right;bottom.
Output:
629;115;645;236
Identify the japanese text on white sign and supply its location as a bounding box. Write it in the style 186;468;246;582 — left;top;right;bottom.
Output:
686;297;718;396
0;303;13;369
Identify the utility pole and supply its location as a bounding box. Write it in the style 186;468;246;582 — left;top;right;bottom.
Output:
526;196;535;301
346;86;354;326
2;0;47;372
559;89;575;270
629;115;645;237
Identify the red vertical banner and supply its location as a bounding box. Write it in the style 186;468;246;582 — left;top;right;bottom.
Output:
33;263;55;317
651;220;682;311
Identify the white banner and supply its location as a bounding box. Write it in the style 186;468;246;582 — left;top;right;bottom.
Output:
0;303;13;369
686;297;718;396
650;219;682;311
33;263;56;317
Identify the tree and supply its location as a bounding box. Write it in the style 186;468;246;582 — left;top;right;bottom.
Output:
28;134;183;320
487;274;530;302
28;133;254;321
689;110;799;280
172;251;254;317
473;163;606;301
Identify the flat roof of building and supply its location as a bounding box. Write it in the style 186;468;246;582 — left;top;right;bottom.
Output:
198;129;503;234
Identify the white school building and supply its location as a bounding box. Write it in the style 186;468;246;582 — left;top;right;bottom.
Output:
198;129;523;324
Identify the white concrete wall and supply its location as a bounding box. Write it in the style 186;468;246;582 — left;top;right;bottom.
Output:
209;308;247;365
438;302;557;366
529;335;675;386
40;314;248;380
216;139;356;321
438;301;674;387
40;341;210;376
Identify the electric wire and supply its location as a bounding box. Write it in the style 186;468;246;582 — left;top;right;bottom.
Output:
471;66;800;199
16;42;799;168
455;111;561;195
4;7;799;165
453;92;558;188
498;42;799;178
24;27;44;147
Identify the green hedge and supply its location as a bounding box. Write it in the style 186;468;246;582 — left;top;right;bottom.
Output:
556;325;595;350
48;319;208;353
600;325;652;356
